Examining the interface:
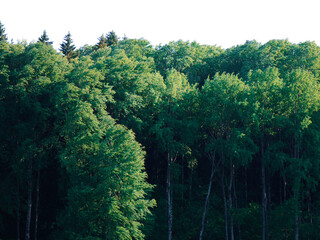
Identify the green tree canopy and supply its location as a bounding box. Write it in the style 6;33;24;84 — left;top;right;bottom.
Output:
54;56;155;240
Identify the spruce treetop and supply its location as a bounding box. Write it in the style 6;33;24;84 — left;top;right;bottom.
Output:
94;34;107;50
0;21;8;42
106;31;119;46
38;30;53;45
60;32;77;61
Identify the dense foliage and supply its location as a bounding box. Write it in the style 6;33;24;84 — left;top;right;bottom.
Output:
1;25;320;240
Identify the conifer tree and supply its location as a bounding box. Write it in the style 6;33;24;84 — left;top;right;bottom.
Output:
94;34;107;50
106;30;118;46
0;21;7;42
59;32;77;61
122;34;128;40
38;30;53;45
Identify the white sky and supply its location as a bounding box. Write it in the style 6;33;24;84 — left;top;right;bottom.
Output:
1;0;319;50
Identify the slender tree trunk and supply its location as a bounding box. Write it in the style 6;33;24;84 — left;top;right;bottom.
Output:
233;171;241;240
266;170;271;240
294;208;299;240
34;169;40;240
228;163;234;240
283;172;288;240
294;181;299;240
181;156;184;207
283;174;287;201
17;178;20;240
237;220;242;240
199;152;216;240
279;172;282;205
228;194;234;240
25;160;33;240
307;190;312;240
245;166;248;205
262;164;266;240
167;152;173;240
293;132;299;240
261;139;267;240
308;190;312;224
189;168;193;205
221;169;229;240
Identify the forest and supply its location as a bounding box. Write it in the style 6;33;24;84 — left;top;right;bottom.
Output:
1;21;320;240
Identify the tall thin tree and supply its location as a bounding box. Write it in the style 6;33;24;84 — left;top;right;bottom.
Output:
0;20;8;42
38;30;53;45
59;32;77;61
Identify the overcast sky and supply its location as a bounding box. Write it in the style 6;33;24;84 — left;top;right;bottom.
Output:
1;0;319;50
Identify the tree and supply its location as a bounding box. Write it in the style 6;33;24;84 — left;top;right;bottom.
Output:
281;69;320;240
106;31;119;47
91;47;154;127
149;69;192;240
55;56;155;240
0;42;69;240
217;40;261;78
154;40;223;84
60;32;77;61
2;34;320;240
0;21;7;42
199;73;255;240
117;38;155;63
247;67;286;240
38;30;53;45
94;34;107;50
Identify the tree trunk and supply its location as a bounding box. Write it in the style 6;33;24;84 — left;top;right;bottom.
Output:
308;190;312;224
34;169;40;240
228;163;234;240
283;172;288;240
261;139;267;240
17;179;20;240
199;152;216;240
25;160;33;240
233;171;241;240
266;170;271;240
237;221;242;240
307;190;312;240
221;169;228;240
181;156;184;208
293;131;299;240
294;213;299;240
262;164;267;240
167;152;173;240
293;174;299;240
245;166;248;205
283;174;287;201
279;172;282;205
189;168;193;205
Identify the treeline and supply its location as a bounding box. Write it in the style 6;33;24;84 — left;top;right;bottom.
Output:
1;22;320;240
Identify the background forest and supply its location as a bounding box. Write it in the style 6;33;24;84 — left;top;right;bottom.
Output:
1;22;320;240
